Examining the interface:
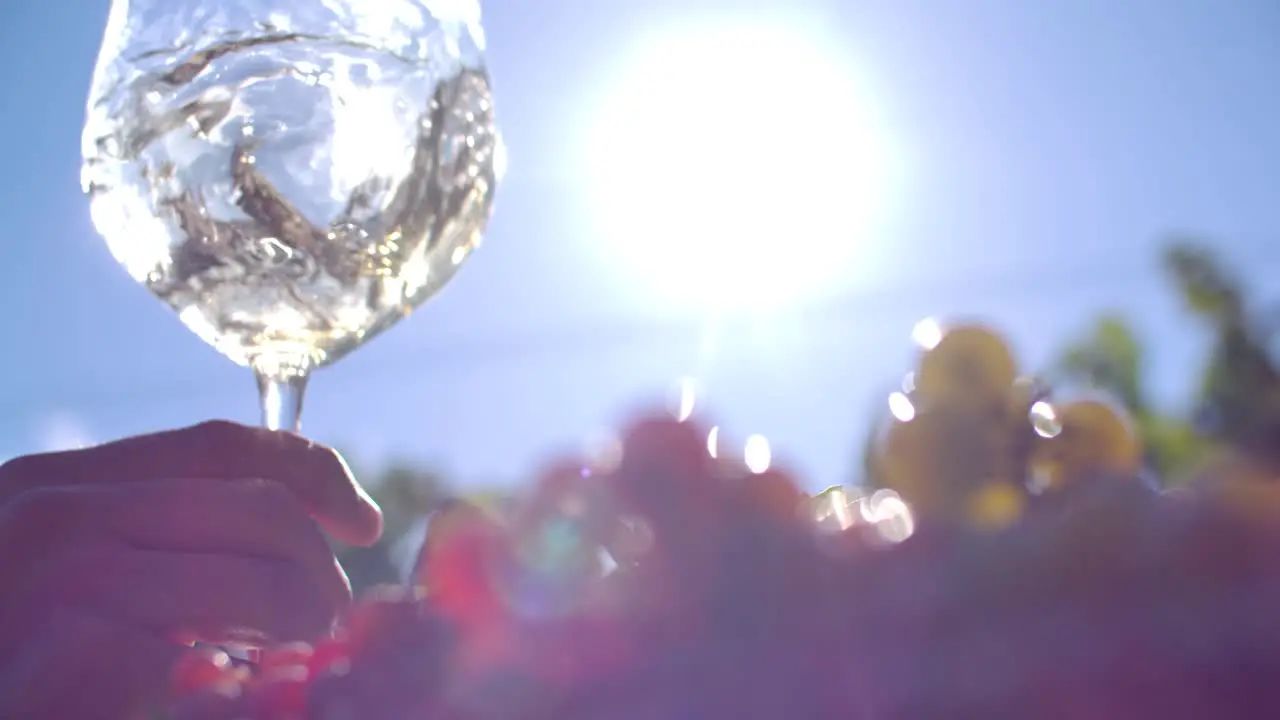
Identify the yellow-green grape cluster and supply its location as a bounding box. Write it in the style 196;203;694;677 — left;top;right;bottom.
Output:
913;323;1019;411
875;321;1032;530
1028;398;1142;491
874;320;1150;531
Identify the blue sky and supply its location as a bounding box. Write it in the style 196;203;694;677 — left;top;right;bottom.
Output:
0;0;1277;491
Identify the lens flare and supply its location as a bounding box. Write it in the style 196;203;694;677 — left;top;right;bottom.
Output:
744;434;772;474
888;391;916;422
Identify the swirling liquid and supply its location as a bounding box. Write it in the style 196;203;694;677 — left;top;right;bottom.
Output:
82;33;502;373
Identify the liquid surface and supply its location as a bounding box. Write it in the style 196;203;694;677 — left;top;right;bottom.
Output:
82;32;502;373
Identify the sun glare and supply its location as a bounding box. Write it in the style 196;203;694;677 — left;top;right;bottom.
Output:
583;21;901;312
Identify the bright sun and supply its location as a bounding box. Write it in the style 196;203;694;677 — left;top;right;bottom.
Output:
582;20;902;313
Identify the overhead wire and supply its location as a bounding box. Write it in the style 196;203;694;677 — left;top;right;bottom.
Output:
5;246;1279;414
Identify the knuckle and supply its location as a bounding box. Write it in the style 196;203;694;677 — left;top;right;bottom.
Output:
314;443;345;468
0;454;34;485
245;477;299;511
189;419;259;454
0;453;57;499
315;446;354;485
300;439;346;475
239;478;314;530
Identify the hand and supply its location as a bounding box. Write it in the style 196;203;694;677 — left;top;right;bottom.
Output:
0;420;382;719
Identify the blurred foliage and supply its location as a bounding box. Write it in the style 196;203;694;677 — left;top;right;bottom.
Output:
1052;314;1211;485
860;238;1279;491
345;239;1280;594
332;459;453;596
1055;238;1280;483
1055;315;1144;413
1164;239;1280;472
1164;240;1245;324
332;458;520;596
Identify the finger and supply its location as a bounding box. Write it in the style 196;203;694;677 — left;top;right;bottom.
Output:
62;540;339;645
0;608;185;720
0;420;382;546
0;478;351;613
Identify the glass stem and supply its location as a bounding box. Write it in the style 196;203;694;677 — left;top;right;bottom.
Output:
254;368;310;433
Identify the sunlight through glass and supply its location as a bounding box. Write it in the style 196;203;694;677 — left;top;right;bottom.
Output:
581;21;903;312
866;489;914;543
1030;400;1062;438
811;485;858;531
675;377;698;422
744;434;772;474
912;318;943;350
888;391;916;422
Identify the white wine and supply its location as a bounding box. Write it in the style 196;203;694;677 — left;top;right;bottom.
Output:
82;32;502;373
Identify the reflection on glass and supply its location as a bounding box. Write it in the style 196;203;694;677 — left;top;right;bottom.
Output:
82;0;505;431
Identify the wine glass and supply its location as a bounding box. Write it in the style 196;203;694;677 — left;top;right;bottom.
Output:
81;0;505;432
